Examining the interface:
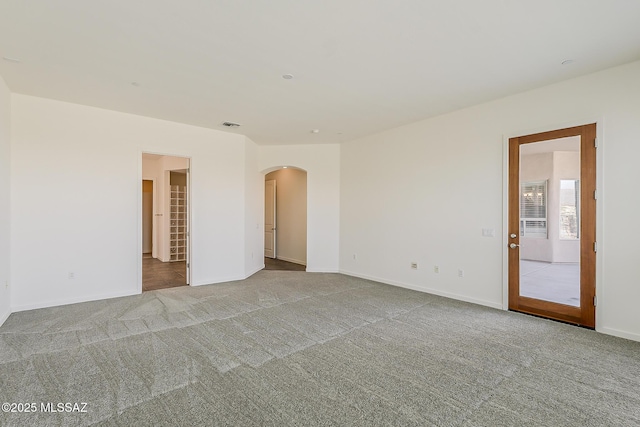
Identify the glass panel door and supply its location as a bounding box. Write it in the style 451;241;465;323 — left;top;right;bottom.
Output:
519;137;581;307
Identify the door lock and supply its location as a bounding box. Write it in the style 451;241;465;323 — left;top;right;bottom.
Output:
509;243;519;249
510;234;517;239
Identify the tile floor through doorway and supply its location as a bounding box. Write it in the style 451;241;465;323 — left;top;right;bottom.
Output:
142;253;187;292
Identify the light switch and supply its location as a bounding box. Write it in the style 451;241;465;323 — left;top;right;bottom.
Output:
482;228;495;237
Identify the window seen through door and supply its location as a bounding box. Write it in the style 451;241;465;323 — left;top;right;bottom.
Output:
520;180;547;238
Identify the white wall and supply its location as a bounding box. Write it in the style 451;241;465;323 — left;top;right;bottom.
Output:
0;76;10;326
244;137;264;277
10;94;251;311
259;144;340;272
340;60;640;342
265;168;308;265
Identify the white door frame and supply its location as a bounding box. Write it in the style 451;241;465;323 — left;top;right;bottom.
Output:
185;167;190;285
139;151;192;293
265;179;277;259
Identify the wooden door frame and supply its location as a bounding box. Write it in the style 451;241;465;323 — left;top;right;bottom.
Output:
502;121;603;329
510;124;596;327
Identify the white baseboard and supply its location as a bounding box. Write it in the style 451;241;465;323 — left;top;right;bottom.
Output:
306;268;340;273
0;308;10;327
341;271;640;343
12;289;139;313
191;268;264;287
339;269;503;310
190;278;241;286
245;265;265;278
276;256;306;266
597;327;640;343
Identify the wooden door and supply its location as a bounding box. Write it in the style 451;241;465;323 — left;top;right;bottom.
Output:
508;124;596;328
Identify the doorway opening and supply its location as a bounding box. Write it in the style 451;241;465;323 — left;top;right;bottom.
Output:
141;153;191;291
508;124;596;328
264;167;307;272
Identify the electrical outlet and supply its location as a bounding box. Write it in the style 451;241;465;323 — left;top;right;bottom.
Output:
411;262;418;269
353;253;357;260
458;269;464;278
68;272;75;280
434;265;439;273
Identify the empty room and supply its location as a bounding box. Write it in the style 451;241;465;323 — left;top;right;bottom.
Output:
1;1;639;426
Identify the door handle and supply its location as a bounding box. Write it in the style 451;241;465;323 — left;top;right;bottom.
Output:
509;243;519;249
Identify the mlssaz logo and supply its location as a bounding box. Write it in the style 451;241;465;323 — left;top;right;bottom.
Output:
41;402;88;413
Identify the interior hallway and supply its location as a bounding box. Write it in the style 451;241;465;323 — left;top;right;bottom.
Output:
263;257;306;271
142;254;187;291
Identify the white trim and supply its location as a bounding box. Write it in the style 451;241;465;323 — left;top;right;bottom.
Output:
137;154;143;293
185;167;191;285
0;309;10;327
276;255;306;266
502;118;605;326
340;270;502;310
306;268;340;273
597;327;640;343
502;136;510;310
190;270;262;286
245;265;264;278
12;289;138;313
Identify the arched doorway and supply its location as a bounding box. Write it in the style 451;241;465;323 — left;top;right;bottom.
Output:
263;167;307;271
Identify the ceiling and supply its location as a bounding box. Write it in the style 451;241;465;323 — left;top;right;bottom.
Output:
520;136;580;154
1;1;639;145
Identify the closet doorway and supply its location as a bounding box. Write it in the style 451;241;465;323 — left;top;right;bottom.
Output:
141;153;190;291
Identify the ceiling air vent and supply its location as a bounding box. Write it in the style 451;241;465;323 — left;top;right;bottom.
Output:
221;121;241;128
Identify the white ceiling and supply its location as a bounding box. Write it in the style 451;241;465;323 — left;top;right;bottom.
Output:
1;1;639;145
520;136;580;154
